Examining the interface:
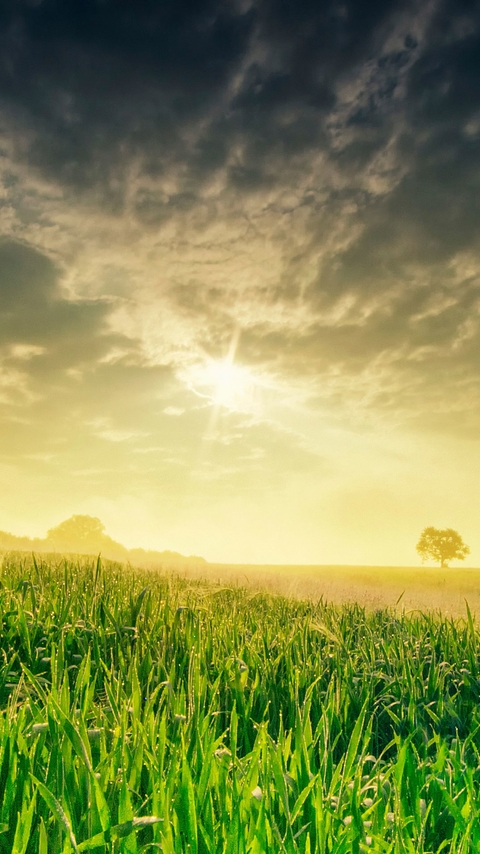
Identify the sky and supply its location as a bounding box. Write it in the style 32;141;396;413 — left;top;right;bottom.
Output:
0;0;479;566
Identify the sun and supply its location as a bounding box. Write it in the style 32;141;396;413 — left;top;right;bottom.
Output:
188;357;257;411
203;360;251;407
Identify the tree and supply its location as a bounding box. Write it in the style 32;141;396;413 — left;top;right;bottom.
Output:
416;526;470;568
45;515;129;559
46;515;107;551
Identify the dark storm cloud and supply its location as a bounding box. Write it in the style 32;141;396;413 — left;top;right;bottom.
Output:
0;0;476;227
297;0;480;388
0;0;254;206
0;0;414;205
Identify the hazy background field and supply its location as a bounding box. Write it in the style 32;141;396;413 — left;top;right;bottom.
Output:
177;562;480;617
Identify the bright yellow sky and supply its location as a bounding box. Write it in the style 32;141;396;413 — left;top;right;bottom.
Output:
1;262;478;566
1;1;479;565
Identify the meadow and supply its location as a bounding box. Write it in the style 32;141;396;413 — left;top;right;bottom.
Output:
2;552;480;852
201;563;480;617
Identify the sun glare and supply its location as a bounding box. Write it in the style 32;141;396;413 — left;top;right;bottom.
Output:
189;358;258;411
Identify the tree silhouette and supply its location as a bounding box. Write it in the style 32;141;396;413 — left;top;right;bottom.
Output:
416;527;470;568
46;515;107;551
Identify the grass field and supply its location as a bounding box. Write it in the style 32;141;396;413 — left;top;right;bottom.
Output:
2;552;480;852
186;562;480;617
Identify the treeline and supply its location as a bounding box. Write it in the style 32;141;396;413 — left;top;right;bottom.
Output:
0;514;206;568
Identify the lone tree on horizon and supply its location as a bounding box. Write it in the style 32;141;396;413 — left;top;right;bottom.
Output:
416;526;470;568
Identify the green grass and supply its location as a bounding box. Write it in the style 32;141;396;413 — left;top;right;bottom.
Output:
2;552;480;852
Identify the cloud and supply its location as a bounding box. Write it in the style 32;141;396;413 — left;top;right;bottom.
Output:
164;406;185;416
0;239;120;415
0;239;174;469
0;2;478;433
0;239;110;352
